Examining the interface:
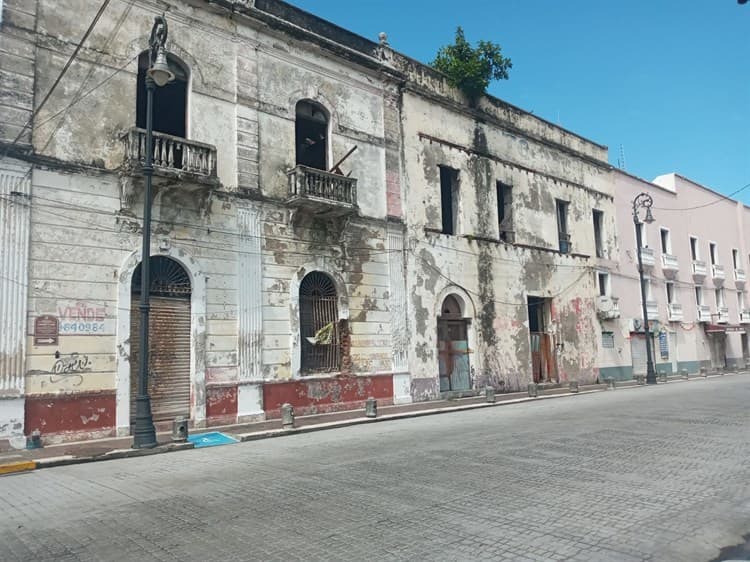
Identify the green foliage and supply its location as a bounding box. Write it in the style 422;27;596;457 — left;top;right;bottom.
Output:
432;27;512;101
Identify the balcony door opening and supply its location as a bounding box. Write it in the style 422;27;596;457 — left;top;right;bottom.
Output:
295;100;329;170
528;296;556;383
136;51;188;139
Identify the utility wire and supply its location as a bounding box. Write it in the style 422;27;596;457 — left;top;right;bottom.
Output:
0;0;112;164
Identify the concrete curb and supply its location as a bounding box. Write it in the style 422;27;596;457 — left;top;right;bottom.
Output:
35;442;195;470
235;389;606;442
0;460;37;475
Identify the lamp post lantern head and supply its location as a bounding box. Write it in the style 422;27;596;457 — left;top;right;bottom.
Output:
148;47;174;87
632;192;655;225
147;14;174;87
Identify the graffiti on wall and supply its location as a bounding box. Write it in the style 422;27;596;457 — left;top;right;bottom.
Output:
48;352;92;387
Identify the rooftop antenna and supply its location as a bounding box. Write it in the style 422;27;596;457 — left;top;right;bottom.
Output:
617;144;627;170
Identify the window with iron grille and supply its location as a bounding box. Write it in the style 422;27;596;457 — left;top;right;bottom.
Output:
300;272;340;373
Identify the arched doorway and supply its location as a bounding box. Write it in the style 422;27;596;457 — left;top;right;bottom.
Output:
299;271;340;373
295;100;329;170
130;256;192;426
437;295;471;392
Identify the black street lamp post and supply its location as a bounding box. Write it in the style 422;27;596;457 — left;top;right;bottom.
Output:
632;192;657;385
133;16;175;449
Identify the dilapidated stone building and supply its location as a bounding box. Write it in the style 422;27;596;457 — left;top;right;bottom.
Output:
0;0;616;448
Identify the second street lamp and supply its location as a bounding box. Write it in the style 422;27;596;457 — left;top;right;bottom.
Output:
133;15;175;449
632;192;658;385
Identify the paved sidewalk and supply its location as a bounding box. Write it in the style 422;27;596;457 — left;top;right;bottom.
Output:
0;372;736;473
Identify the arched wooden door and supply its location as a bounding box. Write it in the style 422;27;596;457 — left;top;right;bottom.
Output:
130;256;192;426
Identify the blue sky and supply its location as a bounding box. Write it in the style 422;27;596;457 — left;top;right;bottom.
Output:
289;0;749;200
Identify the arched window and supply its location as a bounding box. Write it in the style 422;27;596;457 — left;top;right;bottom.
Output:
131;256;191;299
295;100;328;170
440;295;463;318
136;51;189;139
300;271;339;373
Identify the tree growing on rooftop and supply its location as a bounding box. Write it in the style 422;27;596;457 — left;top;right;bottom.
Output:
432;27;512;102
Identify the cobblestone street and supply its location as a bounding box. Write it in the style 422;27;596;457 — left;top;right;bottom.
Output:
1;376;748;562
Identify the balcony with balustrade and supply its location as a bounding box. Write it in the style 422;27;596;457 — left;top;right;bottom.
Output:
717;306;729;324
697;305;711;323
120;127;219;207
692;259;707;283
741;309;750;324
645;300;659;320
122;127;218;183
712;264;725;285
286;165;358;218
661;253;679;278
667;303;683;322
734;268;746;287
596;295;620;320
639;247;655;268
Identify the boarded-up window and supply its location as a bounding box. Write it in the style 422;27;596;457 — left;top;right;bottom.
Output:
300;272;340;373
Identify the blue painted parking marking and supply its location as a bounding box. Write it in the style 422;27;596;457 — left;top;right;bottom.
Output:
187;432;238;448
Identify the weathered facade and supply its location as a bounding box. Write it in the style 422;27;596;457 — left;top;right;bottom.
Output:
398;72;616;398
0;0;618;447
601;170;750;380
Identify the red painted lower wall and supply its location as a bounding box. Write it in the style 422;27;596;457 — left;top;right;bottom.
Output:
25;392;116;436
263;374;394;419
206;385;238;426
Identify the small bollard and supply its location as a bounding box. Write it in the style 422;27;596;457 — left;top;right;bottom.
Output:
172;416;189;442
636;374;645;385
528;383;538;398
485;386;496;403
569;381;579;393
700;367;707;378
27;429;43;449
365;397;378;418
606;377;616;390
658;371;667;383
680;369;688;380
281;403;295;429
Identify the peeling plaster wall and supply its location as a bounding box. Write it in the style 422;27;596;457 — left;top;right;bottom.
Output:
401;90;614;396
8;0;401;441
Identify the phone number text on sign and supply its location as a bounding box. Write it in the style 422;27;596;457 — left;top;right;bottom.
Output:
59;321;106;334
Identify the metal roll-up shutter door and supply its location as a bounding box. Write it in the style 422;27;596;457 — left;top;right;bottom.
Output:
130;296;191;424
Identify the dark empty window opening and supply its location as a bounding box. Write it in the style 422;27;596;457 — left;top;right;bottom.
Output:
299;271;340;373
732;249;739;269
666;282;675;304
593;210;604;258
295;101;328;170
660;228;670;254
136;52;188;138
497;181;514;242
440;166;460;235
556;200;570;253
598;272;609;297
690;237;698;260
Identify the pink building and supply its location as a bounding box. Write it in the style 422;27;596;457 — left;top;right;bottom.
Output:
598;171;750;380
